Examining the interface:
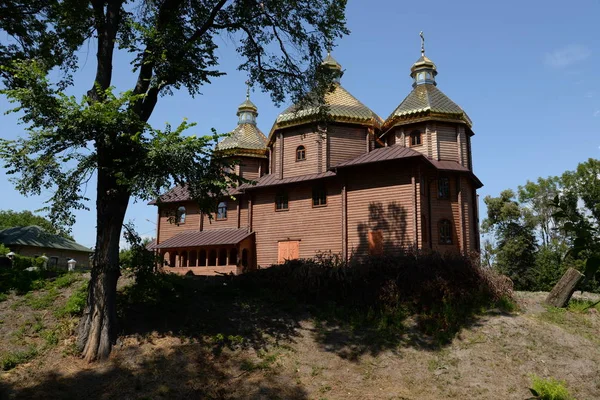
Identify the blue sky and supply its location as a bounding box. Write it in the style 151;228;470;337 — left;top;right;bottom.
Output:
1;0;599;248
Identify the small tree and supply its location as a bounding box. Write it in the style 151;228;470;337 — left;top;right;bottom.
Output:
0;0;348;361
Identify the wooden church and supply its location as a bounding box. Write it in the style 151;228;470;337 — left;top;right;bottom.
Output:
149;38;482;275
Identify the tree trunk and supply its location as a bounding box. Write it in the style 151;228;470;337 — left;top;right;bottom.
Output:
77;167;130;362
544;267;584;308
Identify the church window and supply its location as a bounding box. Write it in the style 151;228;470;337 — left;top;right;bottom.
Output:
438;177;449;199
296;145;306;161
217;201;227;220
312;187;327;207
439;219;452;245
410;130;422;146
275;192;289;211
176;206;186;224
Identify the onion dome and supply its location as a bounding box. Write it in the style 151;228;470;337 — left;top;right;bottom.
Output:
383;32;471;130
216;87;268;158
268;53;382;140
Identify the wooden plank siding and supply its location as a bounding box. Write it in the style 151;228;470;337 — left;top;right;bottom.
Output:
328;125;367;167
437;124;459;162
346;166;416;258
427;174;461;253
239;158;264;181
202;199;241;231
158;202;201;243
251;181;342;267
273;126;323;178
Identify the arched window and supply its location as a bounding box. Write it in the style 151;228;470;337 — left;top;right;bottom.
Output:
230;248;238;265
199;250;207;266
189;250;197;267
176;206;186;224
410;130;422;146
217;201;227;220
296;145;306;161
439;219;452;245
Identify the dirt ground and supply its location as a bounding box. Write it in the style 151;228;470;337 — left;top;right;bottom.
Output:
1;286;599;400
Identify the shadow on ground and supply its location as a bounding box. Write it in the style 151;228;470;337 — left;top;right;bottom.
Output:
0;342;308;400
116;270;514;361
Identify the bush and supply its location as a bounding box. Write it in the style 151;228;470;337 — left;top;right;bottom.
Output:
529;375;573;400
238;250;513;343
56;282;88;317
0;244;9;256
0;347;38;371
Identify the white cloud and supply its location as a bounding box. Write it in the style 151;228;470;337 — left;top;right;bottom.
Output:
545;44;591;68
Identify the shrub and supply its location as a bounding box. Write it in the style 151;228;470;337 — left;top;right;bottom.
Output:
0;347;38;371
0;244;10;256
529;375;573;400
56;282;88;317
238;250;513;343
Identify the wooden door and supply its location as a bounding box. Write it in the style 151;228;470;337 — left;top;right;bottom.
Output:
278;240;300;264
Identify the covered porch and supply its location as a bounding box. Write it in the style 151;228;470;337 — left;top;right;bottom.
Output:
152;229;255;276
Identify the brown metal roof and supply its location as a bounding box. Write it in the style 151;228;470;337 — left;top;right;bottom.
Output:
155;229;253;249
240;171;336;190
334;145;423;168
149;185;241;205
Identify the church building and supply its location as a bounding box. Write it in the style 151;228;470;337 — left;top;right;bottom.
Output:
149;40;483;275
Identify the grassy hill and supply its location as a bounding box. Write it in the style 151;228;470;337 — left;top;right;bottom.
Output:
0;268;599;399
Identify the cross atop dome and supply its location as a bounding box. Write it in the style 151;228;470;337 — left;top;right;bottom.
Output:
410;31;437;88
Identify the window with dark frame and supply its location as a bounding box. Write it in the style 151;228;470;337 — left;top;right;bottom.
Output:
296;145;306;161
176;206;186;224
410;130;422;146
439;219;452;244
438;177;450;199
217;201;227;220
312;187;327;207
275;192;289;211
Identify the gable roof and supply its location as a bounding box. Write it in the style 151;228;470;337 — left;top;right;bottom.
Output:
269;84;383;140
0;226;92;253
383;84;472;130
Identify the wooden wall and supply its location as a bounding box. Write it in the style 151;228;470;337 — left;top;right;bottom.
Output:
251;181;342;267
328;125;367;167
437;124;459;162
158;202;201;242
239;157;265;181
346;165;416;257
425;173;461;253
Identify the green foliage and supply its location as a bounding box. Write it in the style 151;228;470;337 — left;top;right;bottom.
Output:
0;244;10;256
483;190;538;290
55;282;88;317
484;159;600;293
0;209;72;239
0;346;38;371
120;222;160;285
529;375;573;400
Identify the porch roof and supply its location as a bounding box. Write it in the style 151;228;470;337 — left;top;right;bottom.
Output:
154;228;253;249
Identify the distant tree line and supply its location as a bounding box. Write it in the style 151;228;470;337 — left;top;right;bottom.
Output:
482;158;599;292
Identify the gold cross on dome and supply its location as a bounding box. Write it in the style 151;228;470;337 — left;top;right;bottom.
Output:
420;31;425;56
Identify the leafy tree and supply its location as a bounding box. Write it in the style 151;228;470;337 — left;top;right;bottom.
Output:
518;176;562;246
0;210;73;240
482;190;538;290
0;0;348;361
